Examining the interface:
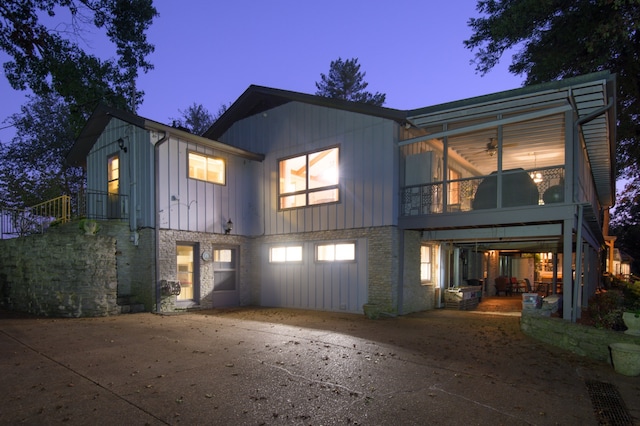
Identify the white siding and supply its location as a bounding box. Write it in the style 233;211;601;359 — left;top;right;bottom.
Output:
157;135;261;235
220;102;399;235
86;118;155;229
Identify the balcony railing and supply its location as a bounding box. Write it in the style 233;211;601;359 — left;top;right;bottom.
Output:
78;190;129;221
1;195;71;238
401;166;565;217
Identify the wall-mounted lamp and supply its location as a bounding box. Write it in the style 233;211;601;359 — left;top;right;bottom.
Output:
224;219;233;235
117;137;128;153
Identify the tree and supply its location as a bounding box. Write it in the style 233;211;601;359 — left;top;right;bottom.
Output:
171;102;230;136
0;0;157;208
315;57;386;106
0;94;84;209
1;0;158;115
464;0;640;272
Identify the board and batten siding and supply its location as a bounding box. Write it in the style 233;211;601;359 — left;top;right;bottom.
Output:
86;118;155;229
156;135;261;235
260;238;368;313
220;101;400;235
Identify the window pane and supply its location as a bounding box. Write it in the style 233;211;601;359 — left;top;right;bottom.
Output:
279;155;306;194
271;247;286;262
189;152;206;180
335;243;355;260
308;188;338;205
317;244;335;261
280;194;306;209
309;148;339;189
207;157;225;184
286;246;302;261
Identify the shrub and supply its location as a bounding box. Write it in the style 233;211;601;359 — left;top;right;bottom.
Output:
587;290;625;330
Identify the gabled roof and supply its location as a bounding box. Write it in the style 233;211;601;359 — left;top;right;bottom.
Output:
202;85;407;140
67;105;265;167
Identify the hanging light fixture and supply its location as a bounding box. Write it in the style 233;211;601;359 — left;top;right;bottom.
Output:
530;153;543;184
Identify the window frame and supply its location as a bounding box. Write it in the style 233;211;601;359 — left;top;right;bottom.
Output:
420;244;434;284
315;241;357;263
277;146;340;210
187;150;226;185
269;245;304;264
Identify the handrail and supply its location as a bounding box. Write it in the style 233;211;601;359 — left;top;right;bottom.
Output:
28;195;71;224
1;196;71;238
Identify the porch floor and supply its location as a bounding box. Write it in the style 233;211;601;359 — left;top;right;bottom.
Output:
475;295;523;313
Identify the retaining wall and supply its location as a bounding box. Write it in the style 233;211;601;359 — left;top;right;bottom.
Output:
0;222;118;317
521;311;640;362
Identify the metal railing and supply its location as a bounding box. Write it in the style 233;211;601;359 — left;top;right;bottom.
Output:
1;195;71;238
401;166;565;217
77;190;129;221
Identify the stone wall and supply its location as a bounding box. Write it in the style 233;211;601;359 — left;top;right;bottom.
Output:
0;222;118;317
521;312;640;362
401;230;434;314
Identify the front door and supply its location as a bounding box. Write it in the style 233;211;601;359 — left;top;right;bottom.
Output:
176;243;199;305
212;247;239;307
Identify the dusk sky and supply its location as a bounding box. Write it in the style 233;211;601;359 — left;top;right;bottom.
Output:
0;0;525;141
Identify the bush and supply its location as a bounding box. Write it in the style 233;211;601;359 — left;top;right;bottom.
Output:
587;291;625;330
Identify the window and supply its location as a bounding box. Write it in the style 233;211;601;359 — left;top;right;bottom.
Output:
279;147;339;209
448;168;461;206
107;154;120;219
108;154;119;195
269;245;303;263
188;151;225;184
316;242;355;262
420;245;433;283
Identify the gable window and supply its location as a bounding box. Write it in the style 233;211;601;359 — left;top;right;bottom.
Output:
316;242;355;262
188;151;225;185
279;147;339;209
269;245;303;263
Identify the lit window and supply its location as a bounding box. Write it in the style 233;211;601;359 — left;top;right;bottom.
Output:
188;151;225;184
270;245;303;263
316;242;355;262
279;147;339;209
420;245;433;283
108;154;119;194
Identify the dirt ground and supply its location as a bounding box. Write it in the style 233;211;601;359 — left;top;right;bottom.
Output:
1;301;639;425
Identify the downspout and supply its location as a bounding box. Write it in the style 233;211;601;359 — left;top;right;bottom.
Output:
154;131;169;314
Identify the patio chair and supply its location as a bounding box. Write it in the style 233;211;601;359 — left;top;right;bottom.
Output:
494;276;512;296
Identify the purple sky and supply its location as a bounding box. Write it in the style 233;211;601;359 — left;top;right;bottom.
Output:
0;0;524;140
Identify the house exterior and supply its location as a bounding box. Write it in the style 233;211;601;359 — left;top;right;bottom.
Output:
69;71;616;322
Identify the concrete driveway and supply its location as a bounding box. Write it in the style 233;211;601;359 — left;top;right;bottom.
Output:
1;307;638;425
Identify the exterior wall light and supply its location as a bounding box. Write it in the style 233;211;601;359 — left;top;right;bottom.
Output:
224;219;233;235
117;137;127;153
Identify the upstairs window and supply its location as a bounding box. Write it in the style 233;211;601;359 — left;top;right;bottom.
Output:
188;151;225;185
279;147;339;209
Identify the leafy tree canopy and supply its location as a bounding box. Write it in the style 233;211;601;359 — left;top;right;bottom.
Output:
0;0;158;115
170;102;231;136
315;57;386;106
0;0;157;209
0;94;84;208
464;0;640;271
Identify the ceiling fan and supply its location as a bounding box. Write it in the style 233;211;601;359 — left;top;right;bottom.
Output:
484;138;518;156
